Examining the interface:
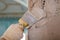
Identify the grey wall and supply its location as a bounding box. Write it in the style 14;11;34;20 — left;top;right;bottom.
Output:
0;0;27;18
0;0;27;13
0;0;27;36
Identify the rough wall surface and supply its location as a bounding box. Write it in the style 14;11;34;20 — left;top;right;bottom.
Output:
28;0;60;40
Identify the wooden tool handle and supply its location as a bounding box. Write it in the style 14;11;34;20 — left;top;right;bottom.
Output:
0;24;23;40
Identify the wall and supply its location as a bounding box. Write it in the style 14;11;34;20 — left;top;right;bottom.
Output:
0;0;27;36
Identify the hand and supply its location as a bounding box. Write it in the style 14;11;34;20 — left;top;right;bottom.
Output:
1;24;24;40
